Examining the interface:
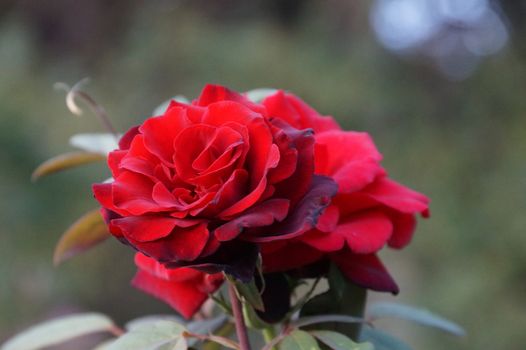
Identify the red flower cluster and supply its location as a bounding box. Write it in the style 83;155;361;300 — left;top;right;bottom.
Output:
93;85;428;318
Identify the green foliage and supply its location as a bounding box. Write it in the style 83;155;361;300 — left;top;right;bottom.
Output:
359;327;413;350
280;330;320;350
229;276;265;312
101;319;186;350
310;330;374;350
301;265;366;340
245;89;278;103
368;302;465;336
1;313;115;350
52;208;110;265
31;151;106;181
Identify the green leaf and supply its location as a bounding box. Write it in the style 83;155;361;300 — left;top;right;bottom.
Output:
301;264;366;340
245;88;278;103
69;133;119;155
186;315;228;347
310;330;374;350
1;313;115;350
105;320;186;350
229;276;265;312
280;330;320;350
294;315;364;329
243;303;271;329
368;302;465;336
359;327;413;350
125;315;185;331
53;208;110;266
31;151;106;181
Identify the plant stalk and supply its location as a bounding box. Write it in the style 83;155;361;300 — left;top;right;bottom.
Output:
262;327;277;350
228;282;252;350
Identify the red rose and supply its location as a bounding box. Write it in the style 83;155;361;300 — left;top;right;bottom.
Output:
93;85;337;282
258;91;429;293
132;253;223;319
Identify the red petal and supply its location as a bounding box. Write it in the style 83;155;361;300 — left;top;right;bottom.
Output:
263;91;340;133
247;175;337;243
365;178;429;214
215;199;290;241
118;125;140;150
387;212;417;249
132;268;208;319
134;253;202;281
132;223;209;262
332;252;399;294
140;106;189;165
316;205;339;232
196;84;265;114
112;172;160;215
112;216;178;242
315;131;384;193
261;242;324;273
335;210;393;254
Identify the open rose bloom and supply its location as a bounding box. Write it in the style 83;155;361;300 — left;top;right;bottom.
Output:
93;85;429;319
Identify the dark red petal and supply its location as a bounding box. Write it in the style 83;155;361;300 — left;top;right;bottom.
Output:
134;253;202;281
169;241;259;283
112;216;178;242
201;273;225;293
332;252;399;294
246;175;337;243
215;199;290;241
118;125;140;150
261;242;324;273
140;106;190;165
132;223;209;262
132;268;209;319
270;119;316;207
201;169;249;216
219;144;279;218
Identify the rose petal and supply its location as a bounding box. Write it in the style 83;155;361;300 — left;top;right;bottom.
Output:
315;130;384;193
387;211;417;249
215;199;290;241
140;106;190;165
261;242;325;273
365;178;429;214
263;91;340;133
112;216;178;242
332;252;399;294
246;175;337;242
196;84;265;114
132;222;209;262
132;268;209;319
134;253;202;281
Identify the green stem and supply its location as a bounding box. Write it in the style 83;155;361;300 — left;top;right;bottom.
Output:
262;327;277;350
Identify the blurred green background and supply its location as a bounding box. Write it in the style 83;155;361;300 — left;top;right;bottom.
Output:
1;1;525;349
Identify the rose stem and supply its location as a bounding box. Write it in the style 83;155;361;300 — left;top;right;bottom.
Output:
228;282;252;350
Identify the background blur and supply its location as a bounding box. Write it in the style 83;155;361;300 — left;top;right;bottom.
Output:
1;0;525;349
